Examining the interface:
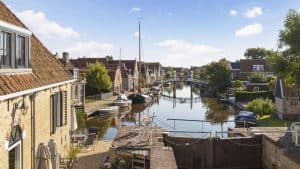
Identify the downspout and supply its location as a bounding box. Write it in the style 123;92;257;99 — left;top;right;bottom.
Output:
30;93;36;169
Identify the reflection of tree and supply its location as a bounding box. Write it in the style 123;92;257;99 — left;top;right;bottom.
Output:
164;87;173;96
86;116;113;138
192;87;200;95
123;104;148;122
201;97;235;123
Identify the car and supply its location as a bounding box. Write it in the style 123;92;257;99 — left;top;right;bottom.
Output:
235;111;257;128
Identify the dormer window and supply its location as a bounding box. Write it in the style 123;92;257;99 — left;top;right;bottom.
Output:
0;31;11;67
0;20;31;73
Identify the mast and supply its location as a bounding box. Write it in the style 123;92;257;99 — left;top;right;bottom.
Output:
138;20;142;93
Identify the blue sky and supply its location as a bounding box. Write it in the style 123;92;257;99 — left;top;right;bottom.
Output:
3;0;300;67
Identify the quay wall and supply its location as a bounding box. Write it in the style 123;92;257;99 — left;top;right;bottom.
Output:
163;135;262;169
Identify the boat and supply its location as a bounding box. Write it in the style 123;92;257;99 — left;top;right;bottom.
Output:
128;93;152;104
113;94;132;108
150;86;161;95
235;111;257;128
87;106;119;117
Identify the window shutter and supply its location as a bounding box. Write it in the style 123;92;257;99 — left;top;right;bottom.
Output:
50;95;56;134
56;92;62;127
62;91;68;125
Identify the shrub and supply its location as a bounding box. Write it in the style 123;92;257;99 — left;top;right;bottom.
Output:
232;80;244;90
246;98;275;117
235;90;274;102
248;72;268;83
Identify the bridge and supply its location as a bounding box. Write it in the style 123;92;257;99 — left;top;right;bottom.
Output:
161;78;208;87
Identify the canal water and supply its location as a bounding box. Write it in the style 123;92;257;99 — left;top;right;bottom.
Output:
86;84;238;140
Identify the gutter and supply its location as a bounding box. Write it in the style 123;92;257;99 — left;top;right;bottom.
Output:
0;79;76;101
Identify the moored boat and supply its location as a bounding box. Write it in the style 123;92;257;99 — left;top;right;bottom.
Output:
113;94;132;108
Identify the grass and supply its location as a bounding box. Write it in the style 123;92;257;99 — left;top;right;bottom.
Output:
257;115;294;127
85;98;97;103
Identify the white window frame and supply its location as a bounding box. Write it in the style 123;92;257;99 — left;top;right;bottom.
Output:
0;20;31;70
252;65;264;71
8;141;22;169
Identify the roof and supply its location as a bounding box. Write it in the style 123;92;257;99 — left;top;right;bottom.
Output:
230;61;240;70
59;59;76;70
0;1;72;96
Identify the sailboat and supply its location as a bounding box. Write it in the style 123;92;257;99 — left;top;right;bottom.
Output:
128;20;151;104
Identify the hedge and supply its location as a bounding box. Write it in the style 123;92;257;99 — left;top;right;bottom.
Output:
235;90;274;102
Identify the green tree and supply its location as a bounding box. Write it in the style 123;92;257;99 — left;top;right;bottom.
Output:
248;72;268;83
232;80;244;90
85;62;112;92
165;67;174;79
246;98;275;117
76;111;86;131
268;9;300;88
205;59;231;93
244;47;274;59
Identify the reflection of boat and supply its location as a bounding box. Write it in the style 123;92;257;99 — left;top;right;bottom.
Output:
113;94;132;108
150;86;161;95
128;93;151;104
87;106;119;117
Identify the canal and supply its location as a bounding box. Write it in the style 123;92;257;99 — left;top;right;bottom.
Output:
86;84;238;140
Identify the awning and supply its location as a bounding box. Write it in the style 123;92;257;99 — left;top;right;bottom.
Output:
48;139;59;169
71;107;78;131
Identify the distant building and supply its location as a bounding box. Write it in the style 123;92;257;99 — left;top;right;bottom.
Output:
120;60;138;91
144;62;162;83
70;58;123;95
230;59;272;81
275;79;300;120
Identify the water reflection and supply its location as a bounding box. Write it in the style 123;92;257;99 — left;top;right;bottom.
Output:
86;85;238;139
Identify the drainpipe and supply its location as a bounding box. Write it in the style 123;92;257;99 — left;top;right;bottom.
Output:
30;93;36;169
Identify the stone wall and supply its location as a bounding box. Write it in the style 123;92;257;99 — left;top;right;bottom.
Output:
262;136;300;169
276;97;300;120
0;83;72;169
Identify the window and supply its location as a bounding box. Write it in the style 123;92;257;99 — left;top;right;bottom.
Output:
254;87;260;92
0;31;11;67
253;65;264;71
50;92;67;134
16;35;26;67
0;22;31;70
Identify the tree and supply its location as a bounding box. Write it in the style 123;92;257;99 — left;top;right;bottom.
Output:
85;62;112;93
165;67;174;79
246;98;275;117
232;80;244;90
244;47;274;59
205;59;231;93
268;9;300;88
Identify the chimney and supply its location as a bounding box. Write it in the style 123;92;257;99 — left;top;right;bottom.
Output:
62;52;70;63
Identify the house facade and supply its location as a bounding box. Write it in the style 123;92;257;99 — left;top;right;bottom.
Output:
275;79;300;120
230;59;272;81
145;62;162;84
0;2;74;169
120;60;138;91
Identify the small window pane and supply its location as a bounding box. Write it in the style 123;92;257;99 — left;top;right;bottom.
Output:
16;36;26;67
0;31;11;67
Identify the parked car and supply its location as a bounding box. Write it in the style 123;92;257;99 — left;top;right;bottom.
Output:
235;111;257;128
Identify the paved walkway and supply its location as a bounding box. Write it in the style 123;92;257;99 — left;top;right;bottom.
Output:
72;140;112;169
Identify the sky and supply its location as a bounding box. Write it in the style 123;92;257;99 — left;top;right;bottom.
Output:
3;0;300;67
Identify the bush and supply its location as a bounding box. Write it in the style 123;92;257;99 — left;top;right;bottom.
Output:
248;72;268;83
246;98;275;117
235;90;274;102
232;80;244;90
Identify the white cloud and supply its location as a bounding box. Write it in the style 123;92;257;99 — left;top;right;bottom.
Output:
235;24;263;37
245;7;262;18
230;10;237;16
155;40;224;66
134;31;140;38
64;41;114;57
16;10;79;39
129;7;141;13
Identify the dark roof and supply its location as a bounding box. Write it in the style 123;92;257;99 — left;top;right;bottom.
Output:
59;59;75;70
230;61;240;70
0;1;72;96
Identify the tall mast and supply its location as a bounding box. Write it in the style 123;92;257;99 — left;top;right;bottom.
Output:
138;20;142;93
